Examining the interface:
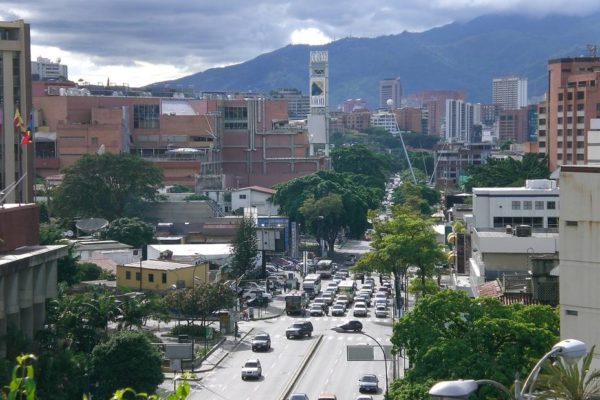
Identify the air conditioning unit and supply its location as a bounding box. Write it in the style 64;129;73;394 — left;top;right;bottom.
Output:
505;225;513;235
515;225;532;237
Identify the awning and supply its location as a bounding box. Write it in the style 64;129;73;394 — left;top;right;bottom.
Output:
34;132;57;142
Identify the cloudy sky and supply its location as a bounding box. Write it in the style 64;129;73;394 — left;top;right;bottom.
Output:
4;0;600;87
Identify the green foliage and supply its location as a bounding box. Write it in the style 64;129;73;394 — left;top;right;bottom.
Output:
331;144;389;189
36;350;89;400
183;194;209;201
536;345;600;400
407;277;441;298
76;262;104;281
168;184;193;193
89;331;163;400
52;153;163;221
299;193;345;257
392;181;440;216
392;291;559;391
2;354;37;400
57;246;81;286
273;170;373;241
389;378;435;400
100;217;154;248
229;217;258;278
37;202;50;224
163;283;235;326
39;223;66;245
170;324;215;339
464;153;549;192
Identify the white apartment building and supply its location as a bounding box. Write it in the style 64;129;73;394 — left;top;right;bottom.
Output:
31;56;68;80
370;111;399;136
559;165;600;369
492;75;527;110
445;99;474;143
472;179;559;229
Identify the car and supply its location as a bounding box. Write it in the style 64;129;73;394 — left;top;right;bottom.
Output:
313;297;327;307
251;332;271;351
243;288;272;301
286;321;314;339
331;304;345;316
377;286;391;296
337;294;350;303
355;396;373;400
241;359;262;380
288;394;310;400
309;305;325;316
374;292;388;300
322;292;335;305
331;320;363;332
358;374;379;393
355;294;371;307
353;303;368;317
317;393;337;400
335;299;348;310
375;305;388;318
374;298;388;308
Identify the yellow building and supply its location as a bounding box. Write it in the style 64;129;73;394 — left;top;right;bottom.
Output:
117;259;209;292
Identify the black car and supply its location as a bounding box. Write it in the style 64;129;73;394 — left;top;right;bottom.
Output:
332;320;363;332
251;332;271;351
286;321;314;339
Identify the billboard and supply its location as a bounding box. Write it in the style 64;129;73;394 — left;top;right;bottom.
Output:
310;78;326;108
307;114;327;144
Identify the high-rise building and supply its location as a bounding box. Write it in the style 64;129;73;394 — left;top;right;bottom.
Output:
0;20;33;203
405;91;465;136
497;105;537;144
492;75;527;110
270;88;309;119
445;99;474;143
379;78;402;110
546;57;600;171
31;56;68;80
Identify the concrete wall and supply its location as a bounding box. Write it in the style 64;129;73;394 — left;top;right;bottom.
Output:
0;205;39;253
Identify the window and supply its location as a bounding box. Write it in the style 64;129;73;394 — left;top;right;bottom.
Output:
557;117;563;124
224;106;248;130
547;217;559;228
568;104;573;112
577;103;585;111
566;220;578;227
539;107;546;113
577;116;585;123
162;273;167;284
568;92;573;101
523;201;532;210
577;154;585;160
558;93;564;101
535;201;544;210
577;91;585;100
566;310;579;316
558;153;563;160
567;154;573;161
567;141;572;148
126;271;131;280
577;129;584;136
239;194;247;199
557;105;563;112
538;118;546;125
567;117;573;124
91;137;98;145
149;273;154;283
135;272;141;281
512;201;521;210
557;141;563;147
133;104;160;129
547;201;556;210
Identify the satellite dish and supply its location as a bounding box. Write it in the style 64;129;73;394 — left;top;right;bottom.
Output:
64;230;74;238
76;218;109;233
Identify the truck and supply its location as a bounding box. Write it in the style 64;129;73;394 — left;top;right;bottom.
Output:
285;290;309;315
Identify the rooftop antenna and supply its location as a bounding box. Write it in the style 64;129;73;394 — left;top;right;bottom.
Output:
587;44;598;57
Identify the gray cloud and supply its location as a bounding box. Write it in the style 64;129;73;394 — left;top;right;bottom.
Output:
5;0;600;82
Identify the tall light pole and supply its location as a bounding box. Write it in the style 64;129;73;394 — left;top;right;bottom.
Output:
359;331;389;398
429;339;588;400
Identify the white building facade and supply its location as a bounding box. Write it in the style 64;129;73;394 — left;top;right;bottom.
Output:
231;186;278;216
444;99;474;143
370;111;399;136
31;56;68;80
492;75;527;110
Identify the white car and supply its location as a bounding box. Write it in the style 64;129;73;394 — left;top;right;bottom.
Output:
374;298;388;308
331;304;346;316
353;303;368;317
375;305;388;318
243;288;272;300
335;299;348;311
241;359;262;380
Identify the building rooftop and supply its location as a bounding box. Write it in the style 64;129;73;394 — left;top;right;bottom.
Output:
123;259;194;270
73;240;132;251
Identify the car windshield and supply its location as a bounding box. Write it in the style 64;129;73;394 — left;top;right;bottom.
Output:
361;375;378;382
245;362;259;368
255;334;269;340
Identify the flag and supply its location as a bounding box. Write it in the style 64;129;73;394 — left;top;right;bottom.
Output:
21;130;32;145
27;111;34;132
14;109;25;132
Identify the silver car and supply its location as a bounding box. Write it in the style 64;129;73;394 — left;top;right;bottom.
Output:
241;359;262;380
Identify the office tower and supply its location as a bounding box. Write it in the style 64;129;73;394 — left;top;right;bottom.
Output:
406;91;465;136
492;76;527;110
445;99;474;143
546;57;600;171
379;78;402;110
0;20;33;203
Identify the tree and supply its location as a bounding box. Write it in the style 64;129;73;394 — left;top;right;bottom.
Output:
464;153;549;192
392;181;440;217
101;217;155;248
89;331;163;400
163;283;235;329
536;345;600;400
331;144;389;189
299;193;345;257
229;217;258;278
392;290;559;392
52;153;163;221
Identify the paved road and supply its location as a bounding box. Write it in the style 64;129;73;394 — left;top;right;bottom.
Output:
188;276;397;400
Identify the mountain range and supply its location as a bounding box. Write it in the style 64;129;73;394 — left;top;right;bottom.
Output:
153;12;600;109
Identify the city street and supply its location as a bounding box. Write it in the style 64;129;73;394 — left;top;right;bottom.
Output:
189;277;395;400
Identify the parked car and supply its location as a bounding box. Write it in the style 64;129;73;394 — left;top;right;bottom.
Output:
317;393;337;400
355;396;373;400
375;305;388;318
241;359;262;380
331;320;363;332
243;288;272;301
286;321;314;339
353;303;368;317
331;304;346;316
358;374;379;393
251;332;271;351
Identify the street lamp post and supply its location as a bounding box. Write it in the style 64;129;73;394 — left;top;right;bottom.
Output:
429;339;588;400
359;331;389;398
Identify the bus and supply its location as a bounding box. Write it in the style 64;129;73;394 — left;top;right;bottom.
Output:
302;273;322;299
338;280;357;302
285;290;309;315
315;259;334;279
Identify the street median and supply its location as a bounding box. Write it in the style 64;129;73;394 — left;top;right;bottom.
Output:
278;335;323;400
